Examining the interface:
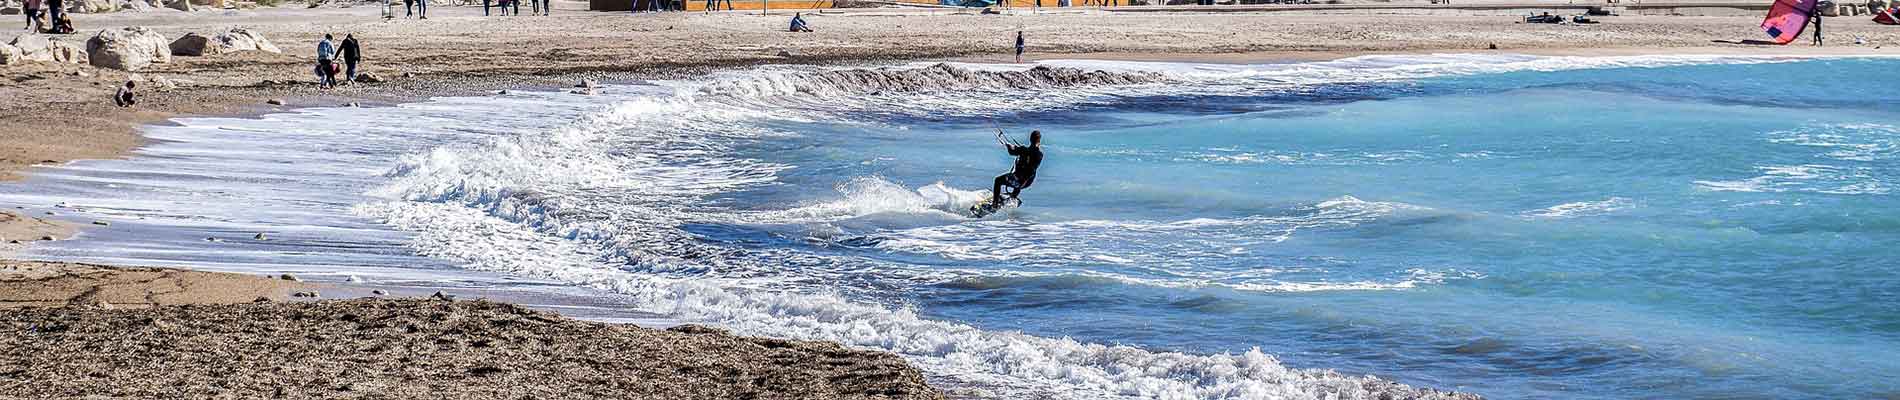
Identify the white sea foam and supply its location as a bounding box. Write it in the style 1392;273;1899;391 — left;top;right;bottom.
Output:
1525;197;1635;219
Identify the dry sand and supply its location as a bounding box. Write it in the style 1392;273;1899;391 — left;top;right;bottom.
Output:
0;261;309;308
0;298;942;399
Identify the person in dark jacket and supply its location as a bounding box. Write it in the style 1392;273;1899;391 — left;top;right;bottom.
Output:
990;130;1043;206
339;34;362;83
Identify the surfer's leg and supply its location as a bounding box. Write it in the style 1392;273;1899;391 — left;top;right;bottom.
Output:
992;174;1011;204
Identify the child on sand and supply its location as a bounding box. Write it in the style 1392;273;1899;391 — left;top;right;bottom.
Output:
113;81;136;108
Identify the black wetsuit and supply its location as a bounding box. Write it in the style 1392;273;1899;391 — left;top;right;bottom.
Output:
992;143;1043;205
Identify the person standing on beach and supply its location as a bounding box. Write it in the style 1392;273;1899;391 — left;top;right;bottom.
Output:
339;34;362;83
540;0;549;15
1014;31;1025;63
404;0;414;17
416;0;428;19
24;0;43;32
45;0;61;33
316;34;338;89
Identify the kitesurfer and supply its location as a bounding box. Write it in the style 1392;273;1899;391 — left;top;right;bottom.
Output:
990;130;1043;207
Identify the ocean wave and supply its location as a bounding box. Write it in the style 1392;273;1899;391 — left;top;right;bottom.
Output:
361;193;1475;400
1693;164;1890;195
745;177;987;225
1766;123;1900;162
1524;197;1635;219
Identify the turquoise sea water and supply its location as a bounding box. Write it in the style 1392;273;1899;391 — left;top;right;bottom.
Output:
6;55;1898;399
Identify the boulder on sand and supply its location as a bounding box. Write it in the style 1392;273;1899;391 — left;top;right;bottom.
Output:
69;0;116;13
14;35;91;64
171;28;280;56
164;0;190;11
9;35;55;63
86;26;171;70
0;44;21;65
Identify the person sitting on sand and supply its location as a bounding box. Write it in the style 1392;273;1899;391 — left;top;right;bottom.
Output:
49;13;72;34
113;81;136;108
789;13;813;32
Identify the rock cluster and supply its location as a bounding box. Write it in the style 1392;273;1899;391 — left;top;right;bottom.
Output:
1;34;87;65
1;27;278;70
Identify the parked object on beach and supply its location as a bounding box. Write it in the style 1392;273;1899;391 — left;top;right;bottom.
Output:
1878;5;1898;24
1525;12;1564;24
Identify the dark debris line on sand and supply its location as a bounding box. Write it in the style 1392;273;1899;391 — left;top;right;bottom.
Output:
0;299;943;400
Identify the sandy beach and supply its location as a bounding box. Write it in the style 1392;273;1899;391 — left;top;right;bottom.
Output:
3;0;1899;398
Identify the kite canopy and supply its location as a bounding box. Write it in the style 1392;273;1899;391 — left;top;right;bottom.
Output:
1761;0;1819;44
1877;5;1899;25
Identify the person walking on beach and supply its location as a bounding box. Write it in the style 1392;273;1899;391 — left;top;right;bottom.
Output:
1014;31;1025;63
23;0;44;32
339;34;362;83
316;34;338;89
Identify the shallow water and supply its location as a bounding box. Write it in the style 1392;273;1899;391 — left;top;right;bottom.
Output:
7;54;1900;399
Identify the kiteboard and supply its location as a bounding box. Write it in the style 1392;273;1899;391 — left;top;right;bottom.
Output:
968;196;1021;219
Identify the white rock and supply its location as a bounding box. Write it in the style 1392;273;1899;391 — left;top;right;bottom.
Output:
171;28;279;57
49;40;85;64
0;44;21;65
69;0;114;13
9;35;55;62
87;26;171;70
